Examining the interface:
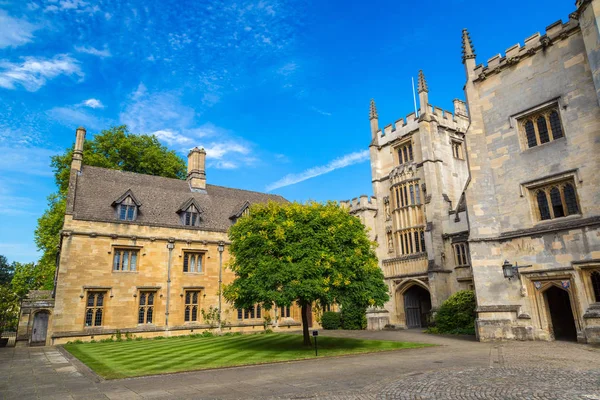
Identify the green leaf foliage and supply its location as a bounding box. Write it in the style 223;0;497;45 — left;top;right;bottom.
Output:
0;285;19;332
31;126;187;296
224;201;389;343
321;311;341;330
10;262;51;299
341;303;367;330
434;290;476;335
0;255;13;285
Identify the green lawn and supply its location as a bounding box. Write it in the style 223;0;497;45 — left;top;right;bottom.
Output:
64;333;431;379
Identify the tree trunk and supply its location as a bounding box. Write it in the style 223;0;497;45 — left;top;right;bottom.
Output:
301;302;312;346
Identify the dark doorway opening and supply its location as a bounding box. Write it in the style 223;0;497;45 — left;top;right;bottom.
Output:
545;286;577;341
404;285;432;328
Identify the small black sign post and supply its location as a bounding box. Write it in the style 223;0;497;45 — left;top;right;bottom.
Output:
313;330;319;356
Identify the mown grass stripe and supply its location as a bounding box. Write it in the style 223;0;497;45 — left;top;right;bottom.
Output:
64;333;432;379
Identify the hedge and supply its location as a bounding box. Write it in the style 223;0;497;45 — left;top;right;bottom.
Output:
321;311;341;330
434;290;476;335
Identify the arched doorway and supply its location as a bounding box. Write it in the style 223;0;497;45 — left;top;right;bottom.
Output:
31;311;50;345
545;286;577;341
403;285;432;328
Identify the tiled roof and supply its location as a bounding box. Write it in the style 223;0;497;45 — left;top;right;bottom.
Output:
71;166;287;232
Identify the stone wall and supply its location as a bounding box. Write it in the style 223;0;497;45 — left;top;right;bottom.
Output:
52;216;312;343
463;6;600;343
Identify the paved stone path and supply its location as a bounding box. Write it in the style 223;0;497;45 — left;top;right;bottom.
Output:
1;330;599;399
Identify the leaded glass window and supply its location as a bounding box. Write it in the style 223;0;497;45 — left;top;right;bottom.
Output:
184;291;200;322
138;291;154;324
520;106;565;148
85;292;105;327
533;180;580;221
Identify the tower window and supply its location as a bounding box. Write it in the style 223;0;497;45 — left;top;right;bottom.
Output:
452;141;464;160
396;142;414;164
519;105;565;149
453;242;469;267
531;179;580;221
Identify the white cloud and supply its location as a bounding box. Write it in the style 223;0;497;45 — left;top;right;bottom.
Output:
120;84;258;170
311;106;332;116
0;54;83;92
0;10;38;49
44;0;100;14
82;98;104;108
266;150;370;191
0;146;55;177
75;45;111;58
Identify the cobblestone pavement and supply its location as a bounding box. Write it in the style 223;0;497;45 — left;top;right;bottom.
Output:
1;330;599;399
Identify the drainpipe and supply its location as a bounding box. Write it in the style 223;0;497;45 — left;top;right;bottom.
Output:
217;242;225;333
166;241;174;328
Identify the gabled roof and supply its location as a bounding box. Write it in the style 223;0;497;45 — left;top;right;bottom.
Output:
230;200;251;219
69;166;287;232
177;197;203;214
111;189;142;207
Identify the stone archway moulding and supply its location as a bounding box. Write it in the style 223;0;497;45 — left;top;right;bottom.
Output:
395;278;430;295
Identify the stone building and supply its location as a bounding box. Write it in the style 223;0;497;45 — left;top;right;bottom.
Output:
27;127;311;346
16;291;54;346
343;72;473;329
462;0;600;343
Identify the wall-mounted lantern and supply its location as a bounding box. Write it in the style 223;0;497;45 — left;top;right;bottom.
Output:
502;260;532;280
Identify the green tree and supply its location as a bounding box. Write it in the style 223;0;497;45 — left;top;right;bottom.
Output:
10;262;47;299
224;201;389;345
33;126;187;291
0;255;13;285
0;285;19;332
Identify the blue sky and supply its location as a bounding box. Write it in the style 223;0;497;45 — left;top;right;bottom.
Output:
0;0;574;263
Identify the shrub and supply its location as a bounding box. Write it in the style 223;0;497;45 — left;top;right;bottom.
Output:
321;312;341;330
201;331;214;338
341;304;367;330
434;290;476;335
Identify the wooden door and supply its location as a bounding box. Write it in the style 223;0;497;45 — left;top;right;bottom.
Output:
404;292;421;328
32;312;49;345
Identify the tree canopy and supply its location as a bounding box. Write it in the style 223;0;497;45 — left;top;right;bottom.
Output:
32;126;187;291
223;201;389;345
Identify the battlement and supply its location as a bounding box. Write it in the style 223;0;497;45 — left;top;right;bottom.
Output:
472;17;580;81
375;101;468;148
340;195;378;214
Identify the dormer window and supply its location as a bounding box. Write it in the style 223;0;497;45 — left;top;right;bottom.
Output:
119;197;137;221
230;201;251;224
112;190;141;222
178;198;203;227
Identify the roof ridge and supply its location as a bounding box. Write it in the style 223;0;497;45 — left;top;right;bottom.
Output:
82;164;284;199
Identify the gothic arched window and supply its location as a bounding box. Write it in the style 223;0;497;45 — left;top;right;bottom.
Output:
519;106;564;148
549;111;563;139
563;183;579;215
536;190;551;220
550;187;564;218
537;116;550;144
525;121;537;148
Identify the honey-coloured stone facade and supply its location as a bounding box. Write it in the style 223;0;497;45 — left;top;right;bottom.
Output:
462;0;600;343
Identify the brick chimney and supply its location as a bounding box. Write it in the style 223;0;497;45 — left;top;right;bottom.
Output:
71;126;86;171
187;147;207;192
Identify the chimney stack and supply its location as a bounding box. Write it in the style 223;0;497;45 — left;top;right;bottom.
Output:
71;126;86;171
187;147;207;192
